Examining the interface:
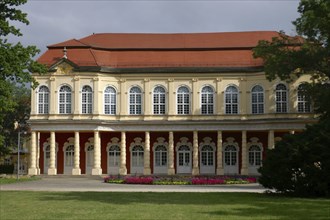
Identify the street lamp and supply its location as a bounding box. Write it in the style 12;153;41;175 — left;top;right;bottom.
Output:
14;121;21;180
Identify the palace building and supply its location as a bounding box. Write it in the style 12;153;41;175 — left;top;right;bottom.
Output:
27;31;316;176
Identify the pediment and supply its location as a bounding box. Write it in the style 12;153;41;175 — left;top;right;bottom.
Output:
49;58;78;75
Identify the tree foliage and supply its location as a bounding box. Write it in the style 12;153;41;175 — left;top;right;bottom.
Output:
0;0;47;151
254;0;330;197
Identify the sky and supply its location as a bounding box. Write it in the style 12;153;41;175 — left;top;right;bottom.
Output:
9;0;301;56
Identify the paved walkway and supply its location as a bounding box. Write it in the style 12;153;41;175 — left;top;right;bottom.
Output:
1;176;269;193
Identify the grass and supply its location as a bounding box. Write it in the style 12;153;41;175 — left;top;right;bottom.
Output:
0;176;41;185
0;191;329;220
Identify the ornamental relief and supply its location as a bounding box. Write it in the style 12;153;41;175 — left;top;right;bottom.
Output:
55;63;74;75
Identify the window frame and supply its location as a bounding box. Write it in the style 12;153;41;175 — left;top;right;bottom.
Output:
224;85;239;114
251;85;264;114
200;85;215;115
275;83;288;113
37;85;49;114
104;86;117;115
153;86;166;115
129;86;143;115
58;85;72;114
176;86;191;115
81;85;93;114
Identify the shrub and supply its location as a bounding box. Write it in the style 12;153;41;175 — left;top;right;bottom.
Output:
259;119;330;197
0;165;14;174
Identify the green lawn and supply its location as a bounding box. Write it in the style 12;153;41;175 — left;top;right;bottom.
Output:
1;192;329;220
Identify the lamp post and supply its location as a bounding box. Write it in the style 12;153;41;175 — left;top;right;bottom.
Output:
14;121;20;180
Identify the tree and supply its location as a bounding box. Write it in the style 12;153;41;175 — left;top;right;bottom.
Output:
0;0;47;151
253;0;330;196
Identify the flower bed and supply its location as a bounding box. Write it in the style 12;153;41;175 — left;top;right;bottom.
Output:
104;175;257;185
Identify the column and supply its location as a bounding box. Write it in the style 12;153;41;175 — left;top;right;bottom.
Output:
28;131;38;175
192;130;199;175
268;130;275;149
143;131;151;175
72;131;81;175
216;131;224;175
240;130;248;175
48;131;57;175
167;131;175;175
289;130;295;135
92;131;102;175
119;131;127;175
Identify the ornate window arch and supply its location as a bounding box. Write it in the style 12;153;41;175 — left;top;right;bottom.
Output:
107;137;121;168
247;137;263;166
37;85;49;114
199;137;215;166
153;137;168;168
104;86;117;115
85;137;94;169
223;137;239;166
153;86;166;115
129;86;143;115
297;83;311;113
251;85;264;114
82;85;93;114
63;137;75;173
201;85;214;115
225;85;239;114
177;86;190;115
130;137;145;173
59;85;72;114
275;83;288;113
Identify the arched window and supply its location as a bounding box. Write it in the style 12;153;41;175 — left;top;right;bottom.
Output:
251;85;264;114
59;85;72;114
38;85;49;114
65;145;74;166
154;145;167;167
224;145;237;166
297;84;311;113
104;86;116;115
201;145;214;166
108;145;120;167
248;145;262;166
129;86;142;115
201;86;214;114
82;85;92;114
225;86;239;114
86;145;94;167
153;86;166;115
177;86;190;115
131;145;144;167
275;84;288;113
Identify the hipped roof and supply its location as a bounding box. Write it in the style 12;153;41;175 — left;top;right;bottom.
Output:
37;31;286;71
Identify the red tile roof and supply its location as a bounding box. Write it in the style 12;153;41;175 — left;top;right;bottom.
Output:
37;31;283;70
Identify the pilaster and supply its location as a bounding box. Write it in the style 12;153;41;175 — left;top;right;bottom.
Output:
144;79;151;115
93;77;100;115
74;76;80;115
167;78;175;115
